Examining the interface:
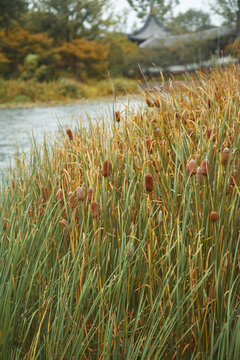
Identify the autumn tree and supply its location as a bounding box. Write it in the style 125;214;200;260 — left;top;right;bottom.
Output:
127;0;179;21
0;28;53;76
28;0;113;43
55;39;108;78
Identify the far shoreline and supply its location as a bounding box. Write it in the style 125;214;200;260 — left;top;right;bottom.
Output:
0;94;144;110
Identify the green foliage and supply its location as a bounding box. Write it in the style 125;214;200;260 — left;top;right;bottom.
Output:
0;0;28;32
211;0;240;35
31;0;114;42
104;34;141;77
169;9;214;34
127;0;179;20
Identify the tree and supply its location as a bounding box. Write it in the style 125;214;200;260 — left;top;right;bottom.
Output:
126;0;179;21
29;0;113;43
0;0;29;33
211;0;240;36
54;39;108;78
168;9;214;34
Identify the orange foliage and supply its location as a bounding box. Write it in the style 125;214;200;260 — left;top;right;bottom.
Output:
55;39;108;78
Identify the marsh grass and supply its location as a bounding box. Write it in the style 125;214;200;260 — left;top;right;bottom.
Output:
0;65;240;359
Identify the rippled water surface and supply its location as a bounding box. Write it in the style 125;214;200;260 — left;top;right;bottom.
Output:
0;97;142;175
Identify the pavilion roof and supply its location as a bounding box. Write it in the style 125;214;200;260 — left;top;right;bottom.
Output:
128;14;170;43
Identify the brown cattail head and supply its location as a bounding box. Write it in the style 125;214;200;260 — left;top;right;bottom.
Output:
68;191;75;208
66;128;73;141
3;218;8;231
11;178;15;189
210;211;218;222
90;201;99;218
87;186;94;201
212;144;217;155
41;185;46;203
146;98;154;107
115;111;121;123
207;128;213;138
154;99;160;107
145;174;153;192
186;159;197;176
221;148;230;165
76;186;85;200
201;159;209;176
231;169;238;185
102;160;113;177
146;138;153;152
56;188;63;201
196;167;203;183
226;182;231;195
59;218;68;229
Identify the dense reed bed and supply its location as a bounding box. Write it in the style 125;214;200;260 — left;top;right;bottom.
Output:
0;65;240;359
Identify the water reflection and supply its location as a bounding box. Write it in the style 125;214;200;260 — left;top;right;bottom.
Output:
0;97;142;175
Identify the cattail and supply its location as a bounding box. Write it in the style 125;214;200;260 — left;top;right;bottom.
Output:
102;160;113;177
11;178;15;189
76;186;84;200
59;218;68;229
154;99;160;107
196;167;203;183
131;205;136;223
158;210;163;225
66;128;73;141
210;211;218;222
207;128;213;138
3;218;8;231
87;186;94;201
145;174;153;192
231;169;238;185
90;201;99;218
56;188;63;201
188;128;193;137
41;185;46;203
146;138;152;152
221;148;230;165
146;98;154;107
226;182;231;195
68;191;75;208
186;159;197;176
201;159;209;176
45;185;49;199
115;111;121;123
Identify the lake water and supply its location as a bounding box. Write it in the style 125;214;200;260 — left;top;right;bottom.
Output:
0;97;142;176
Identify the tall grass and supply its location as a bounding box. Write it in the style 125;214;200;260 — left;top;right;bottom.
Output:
0;65;240;359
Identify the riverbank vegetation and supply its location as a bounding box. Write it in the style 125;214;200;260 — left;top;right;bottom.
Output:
0;76;140;107
0;1;238;108
0;65;239;359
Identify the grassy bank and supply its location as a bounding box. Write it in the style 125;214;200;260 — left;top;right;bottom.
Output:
0;65;240;359
0;77;140;108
